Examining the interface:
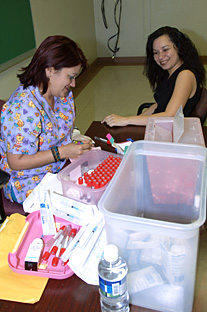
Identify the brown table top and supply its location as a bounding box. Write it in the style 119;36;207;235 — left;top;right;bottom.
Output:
1;121;207;312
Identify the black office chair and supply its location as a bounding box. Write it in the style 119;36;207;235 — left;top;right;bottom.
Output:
137;87;207;125
0;169;10;222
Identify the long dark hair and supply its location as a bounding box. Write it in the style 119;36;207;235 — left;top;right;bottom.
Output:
144;26;206;90
17;35;88;94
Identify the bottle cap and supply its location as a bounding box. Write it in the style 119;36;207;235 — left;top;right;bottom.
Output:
104;244;118;262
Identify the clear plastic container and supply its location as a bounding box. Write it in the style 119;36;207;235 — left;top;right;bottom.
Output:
57;150;122;205
144;117;205;146
98;140;207;312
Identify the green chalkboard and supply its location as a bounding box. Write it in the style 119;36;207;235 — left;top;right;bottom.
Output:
0;0;35;71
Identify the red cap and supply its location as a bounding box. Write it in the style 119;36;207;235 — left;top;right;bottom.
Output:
59;247;66;257
94;181;100;189
52;256;59;267
51;246;58;255
86;179;92;187
42;251;50;261
100;181;105;188
70;228;77;238
78;177;83;185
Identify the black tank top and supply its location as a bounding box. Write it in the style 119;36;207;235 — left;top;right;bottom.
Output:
153;64;201;116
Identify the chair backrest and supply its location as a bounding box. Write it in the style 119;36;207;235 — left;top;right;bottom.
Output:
190;87;207;125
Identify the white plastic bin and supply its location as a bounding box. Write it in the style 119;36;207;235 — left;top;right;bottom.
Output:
98;141;207;312
144;117;205;146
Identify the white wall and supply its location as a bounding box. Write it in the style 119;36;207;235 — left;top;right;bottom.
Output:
0;0;97;100
1;0;207;100
94;0;207;57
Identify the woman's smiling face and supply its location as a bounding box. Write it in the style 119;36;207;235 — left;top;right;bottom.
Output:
46;64;81;98
153;34;183;76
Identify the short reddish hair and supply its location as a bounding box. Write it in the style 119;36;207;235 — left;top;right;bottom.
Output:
17;35;88;94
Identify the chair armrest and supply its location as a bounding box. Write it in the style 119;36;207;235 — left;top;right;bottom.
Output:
137;103;154;115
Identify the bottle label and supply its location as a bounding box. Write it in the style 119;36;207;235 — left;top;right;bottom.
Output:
99;276;127;298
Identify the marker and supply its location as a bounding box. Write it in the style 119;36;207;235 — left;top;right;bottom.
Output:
94;136;111;145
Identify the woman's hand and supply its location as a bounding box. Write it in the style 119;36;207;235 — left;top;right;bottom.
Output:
102;114;129;127
61;140;93;159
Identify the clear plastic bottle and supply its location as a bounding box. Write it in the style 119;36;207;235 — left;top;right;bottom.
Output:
98;244;130;312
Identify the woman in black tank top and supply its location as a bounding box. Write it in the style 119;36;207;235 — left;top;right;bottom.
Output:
102;26;206;127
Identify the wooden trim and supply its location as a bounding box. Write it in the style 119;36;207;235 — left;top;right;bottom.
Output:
201;56;207;64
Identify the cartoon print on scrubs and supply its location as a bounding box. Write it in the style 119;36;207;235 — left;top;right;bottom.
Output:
0;84;75;203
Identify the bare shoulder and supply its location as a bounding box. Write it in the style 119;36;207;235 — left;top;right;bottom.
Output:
175;69;197;98
177;69;196;81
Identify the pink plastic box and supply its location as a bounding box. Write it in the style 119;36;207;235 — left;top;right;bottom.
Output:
144;117;205;146
57;149;123;205
8;211;80;279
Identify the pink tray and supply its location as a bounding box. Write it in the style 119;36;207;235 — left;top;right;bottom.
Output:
8;211;80;279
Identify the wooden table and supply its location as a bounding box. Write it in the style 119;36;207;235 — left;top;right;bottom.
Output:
0;121;207;312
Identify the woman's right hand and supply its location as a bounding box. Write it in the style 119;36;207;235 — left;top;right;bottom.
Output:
101;114;129;127
60;140;93;160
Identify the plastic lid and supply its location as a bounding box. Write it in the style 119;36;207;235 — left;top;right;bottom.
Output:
42;251;50;261
70;228;77;237
104;244;118;262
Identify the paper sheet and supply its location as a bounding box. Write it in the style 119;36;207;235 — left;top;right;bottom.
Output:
0;213;48;303
23;172;62;213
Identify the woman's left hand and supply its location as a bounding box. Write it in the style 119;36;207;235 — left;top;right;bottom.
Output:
101;114;129;127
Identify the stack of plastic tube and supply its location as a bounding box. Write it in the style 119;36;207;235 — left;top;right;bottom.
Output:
77;155;122;189
42;224;77;267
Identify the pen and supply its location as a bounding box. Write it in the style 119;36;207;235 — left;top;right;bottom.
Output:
94;136;108;144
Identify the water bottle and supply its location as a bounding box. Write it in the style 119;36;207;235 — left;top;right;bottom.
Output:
98;244;130;312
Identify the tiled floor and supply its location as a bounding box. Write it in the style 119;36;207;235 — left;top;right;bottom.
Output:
75;64;207;134
75;65;153;134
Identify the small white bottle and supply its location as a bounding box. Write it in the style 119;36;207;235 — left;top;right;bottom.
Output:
98;244;130;312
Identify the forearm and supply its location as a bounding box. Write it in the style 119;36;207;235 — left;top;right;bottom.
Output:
7;141;92;170
127;110;175;126
7;149;57;170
